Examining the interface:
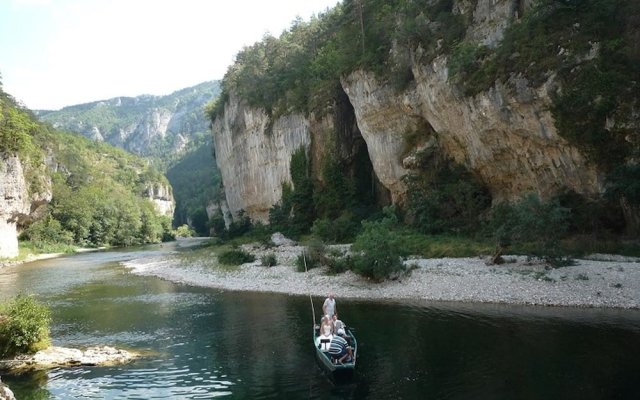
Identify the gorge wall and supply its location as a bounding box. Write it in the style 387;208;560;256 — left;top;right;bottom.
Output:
212;0;613;222
0;155;51;258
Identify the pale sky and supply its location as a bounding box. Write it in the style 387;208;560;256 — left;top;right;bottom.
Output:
0;0;340;110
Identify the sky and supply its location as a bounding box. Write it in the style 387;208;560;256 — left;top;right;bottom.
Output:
0;0;340;110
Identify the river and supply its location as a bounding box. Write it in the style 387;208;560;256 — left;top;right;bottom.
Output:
1;242;640;399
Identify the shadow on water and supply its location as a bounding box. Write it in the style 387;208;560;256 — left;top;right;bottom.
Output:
1;245;640;399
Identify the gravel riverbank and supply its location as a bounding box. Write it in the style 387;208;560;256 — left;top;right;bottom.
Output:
123;239;640;309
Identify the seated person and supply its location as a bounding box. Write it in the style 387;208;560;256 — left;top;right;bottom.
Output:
333;314;345;333
316;316;334;351
328;328;353;363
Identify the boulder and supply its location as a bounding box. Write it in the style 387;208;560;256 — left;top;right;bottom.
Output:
0;377;15;400
271;232;296;247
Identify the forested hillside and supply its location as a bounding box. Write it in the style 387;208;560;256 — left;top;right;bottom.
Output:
1;81;173;256
166;136;221;233
37;80;220;166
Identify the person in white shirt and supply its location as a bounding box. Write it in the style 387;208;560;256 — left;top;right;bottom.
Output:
322;293;337;319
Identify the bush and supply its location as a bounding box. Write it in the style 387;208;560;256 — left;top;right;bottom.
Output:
218;249;255;265
0;295;51;357
405;161;491;235
326;254;354;274
261;253;277;267
311;211;360;243
174;224;194;238
296;239;327;272
350;207;408;281
487;194;571;265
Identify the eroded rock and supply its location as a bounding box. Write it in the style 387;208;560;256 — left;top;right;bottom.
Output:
0;346;139;372
0;377;15;400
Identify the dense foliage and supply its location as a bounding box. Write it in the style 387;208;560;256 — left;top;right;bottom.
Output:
166;136;221;232
0;295;51;357
405;158;491;235
350;208;408;281
210;0;472;120
487;194;571;264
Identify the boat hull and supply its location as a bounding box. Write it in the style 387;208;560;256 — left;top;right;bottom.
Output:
313;328;357;379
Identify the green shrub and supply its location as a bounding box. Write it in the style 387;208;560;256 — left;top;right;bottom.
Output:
326;254;354;274
0;295;51;357
487;194;571;265
260;253;277;267
405;160;491;235
350;207;408;281
174;224;194;238
311;211;360;243
296;239;327;272
218;249;255;265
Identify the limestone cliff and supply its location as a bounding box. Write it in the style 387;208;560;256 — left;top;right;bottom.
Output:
211;0;629;222
0;155;51;258
145;182;175;218
212;93;312;221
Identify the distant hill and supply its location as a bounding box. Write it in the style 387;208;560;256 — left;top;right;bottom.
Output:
35;81;222;229
36;81;220;166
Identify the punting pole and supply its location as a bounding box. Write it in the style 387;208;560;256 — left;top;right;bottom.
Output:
304;251;316;327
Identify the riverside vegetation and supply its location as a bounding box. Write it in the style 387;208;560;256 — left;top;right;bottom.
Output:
0;295;50;359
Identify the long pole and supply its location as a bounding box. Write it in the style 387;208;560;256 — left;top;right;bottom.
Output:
304;251;317;327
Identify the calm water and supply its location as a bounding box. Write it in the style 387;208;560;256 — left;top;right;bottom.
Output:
1;244;640;399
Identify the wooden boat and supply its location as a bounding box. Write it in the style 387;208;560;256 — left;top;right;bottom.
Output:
313;326;357;379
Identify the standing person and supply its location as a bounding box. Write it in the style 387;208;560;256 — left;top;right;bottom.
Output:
323;293;337;319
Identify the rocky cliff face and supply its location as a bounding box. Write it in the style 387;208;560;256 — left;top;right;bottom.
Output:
212;94;312;221
0;155;51;258
145;183;175;218
212;0;607;221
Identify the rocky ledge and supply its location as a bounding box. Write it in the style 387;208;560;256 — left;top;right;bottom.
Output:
0;346;139;373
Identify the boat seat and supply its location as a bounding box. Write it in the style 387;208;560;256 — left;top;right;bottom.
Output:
319;338;331;351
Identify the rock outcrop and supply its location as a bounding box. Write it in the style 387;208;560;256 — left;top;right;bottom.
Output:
0;377;15;400
211;0;609;222
0;346;139;372
145;183;175;218
0;155;51;259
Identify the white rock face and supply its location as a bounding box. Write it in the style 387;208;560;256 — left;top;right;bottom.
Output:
342;64;601;203
146;183;175;217
0;156;30;258
212;93;311;222
0;155;52;259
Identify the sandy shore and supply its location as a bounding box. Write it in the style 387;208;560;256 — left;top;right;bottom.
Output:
124;239;640;309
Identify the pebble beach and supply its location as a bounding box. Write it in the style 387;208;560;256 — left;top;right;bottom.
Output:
124;238;640;309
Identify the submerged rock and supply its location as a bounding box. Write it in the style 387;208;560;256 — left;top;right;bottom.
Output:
0;377;15;400
0;346;139;372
